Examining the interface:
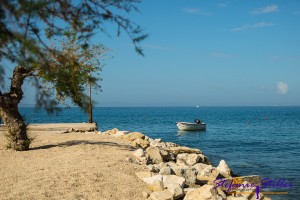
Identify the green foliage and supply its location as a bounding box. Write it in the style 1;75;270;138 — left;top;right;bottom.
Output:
0;0;147;88
35;31;109;110
0;0;146;110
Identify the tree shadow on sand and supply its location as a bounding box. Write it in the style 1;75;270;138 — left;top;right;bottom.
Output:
31;140;134;151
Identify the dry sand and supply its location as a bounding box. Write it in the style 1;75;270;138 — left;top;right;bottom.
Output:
0;130;149;200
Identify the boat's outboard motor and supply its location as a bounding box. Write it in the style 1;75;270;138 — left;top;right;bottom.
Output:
194;119;201;124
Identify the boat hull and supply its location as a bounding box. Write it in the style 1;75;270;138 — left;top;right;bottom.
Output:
176;122;206;131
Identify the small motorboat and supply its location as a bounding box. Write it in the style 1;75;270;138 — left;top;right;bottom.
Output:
176;119;206;131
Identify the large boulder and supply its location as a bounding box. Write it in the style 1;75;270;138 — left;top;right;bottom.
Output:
134;138;150;149
183;184;217;200
112;130;129;138
150;138;162;147
133;148;144;158
144;175;164;192
172;166;198;186
198;165;214;177
162;175;185;188
165;183;184;199
182;168;198;186
167;161;178;169
147;164;160;173
166;146;202;155
196;165;217;185
144;174;163;185
216;160;232;178
176;153;200;166
102;128;119;135
158;162;169;169
160;149;176;162
150;190;173;200
192;163;211;174
197;154;211;165
121;132;145;141
146;146;164;164
159;166;172;175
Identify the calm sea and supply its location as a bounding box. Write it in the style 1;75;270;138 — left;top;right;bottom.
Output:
20;106;300;200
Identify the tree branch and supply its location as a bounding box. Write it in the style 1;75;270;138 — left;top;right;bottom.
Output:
9;66;34;102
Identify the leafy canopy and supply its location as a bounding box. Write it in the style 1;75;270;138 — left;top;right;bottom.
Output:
34;31;109;110
0;0;146;108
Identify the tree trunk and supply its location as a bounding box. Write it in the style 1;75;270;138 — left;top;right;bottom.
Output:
0;99;29;150
0;66;33;151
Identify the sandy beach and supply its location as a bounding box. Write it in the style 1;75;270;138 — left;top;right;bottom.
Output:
0;124;273;200
0;130;148;200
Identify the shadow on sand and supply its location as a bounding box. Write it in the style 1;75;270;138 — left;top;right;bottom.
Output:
31;140;133;151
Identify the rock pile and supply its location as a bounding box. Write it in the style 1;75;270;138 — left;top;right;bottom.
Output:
101;129;271;200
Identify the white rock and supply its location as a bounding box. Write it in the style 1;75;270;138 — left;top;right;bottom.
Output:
102;128;119;135
192;163;211;174
183;188;196;195
158;162;169;169
167;161;178;168
159;167;172;175
133;148;144;158
216;160;231;178
150;140;159;147
199;165;214;177
166;183;184;199
177;153;200;166
148;138;154;143
162;175;185;188
144;175;163;185
113;131;129;138
150;190;173;200
183;184;215;200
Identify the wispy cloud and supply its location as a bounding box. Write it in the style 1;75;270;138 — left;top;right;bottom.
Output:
251;4;279;14
231;21;274;32
294;11;300;15
218;1;230;8
210;52;235;59
277;82;289;95
182;8;212;16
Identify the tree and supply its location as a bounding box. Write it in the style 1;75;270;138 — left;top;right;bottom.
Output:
0;0;147;150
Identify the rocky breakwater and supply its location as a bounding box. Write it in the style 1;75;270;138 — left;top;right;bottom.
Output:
102;128;271;200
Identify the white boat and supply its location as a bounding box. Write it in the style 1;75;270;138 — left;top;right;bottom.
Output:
176;122;206;131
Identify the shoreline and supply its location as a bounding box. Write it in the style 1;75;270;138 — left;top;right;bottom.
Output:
102;128;271;200
0;125;271;200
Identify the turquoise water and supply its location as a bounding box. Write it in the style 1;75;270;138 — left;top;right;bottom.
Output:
20;106;300;200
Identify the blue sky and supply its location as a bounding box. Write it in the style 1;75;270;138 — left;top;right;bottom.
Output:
21;0;300;107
